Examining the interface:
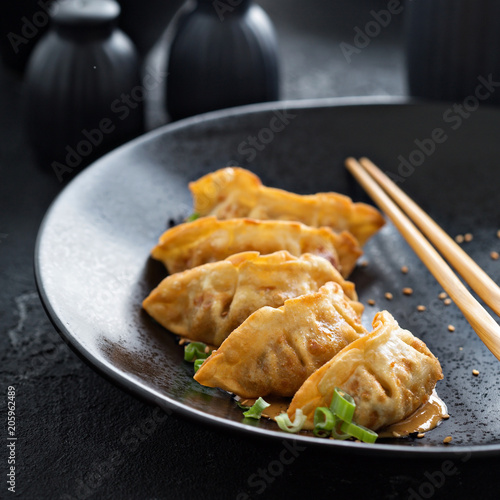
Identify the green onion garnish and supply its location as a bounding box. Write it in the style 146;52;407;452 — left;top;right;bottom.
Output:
243;397;270;419
340;421;378;443
186;212;200;222
275;409;307;433
236;401;251;410
273;390;378;443
330;416;351;440
329;389;378;442
194;359;204;373
184;342;210;362
330;387;356;423
313;407;335;438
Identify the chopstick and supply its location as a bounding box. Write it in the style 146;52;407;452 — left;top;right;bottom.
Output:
358;157;500;317
345;157;500;362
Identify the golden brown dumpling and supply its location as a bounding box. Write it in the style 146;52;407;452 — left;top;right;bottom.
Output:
288;311;443;431
189;167;385;246
143;252;363;347
194;282;367;397
151;216;362;277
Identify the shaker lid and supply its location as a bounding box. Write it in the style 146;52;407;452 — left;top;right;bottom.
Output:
52;0;121;28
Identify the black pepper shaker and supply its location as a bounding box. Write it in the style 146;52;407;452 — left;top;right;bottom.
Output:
24;0;144;181
166;0;280;121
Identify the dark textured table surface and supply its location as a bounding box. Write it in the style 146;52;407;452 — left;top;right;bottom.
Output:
1;1;498;499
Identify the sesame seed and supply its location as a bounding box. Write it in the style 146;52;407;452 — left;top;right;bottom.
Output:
204;345;210;353
393;432;401;438
464;233;473;242
179;338;187;345
417;433;425;439
455;234;464;243
444;298;452;305
472;369;480;376
385;292;393;300
459;347;463;351
367;299;376;306
442;414;450;420
443;436;453;444
417;305;426;312
403;287;413;296
439;292;447;300
497;230;500;239
491;251;499;260
448;325;455;332
401;265;409;274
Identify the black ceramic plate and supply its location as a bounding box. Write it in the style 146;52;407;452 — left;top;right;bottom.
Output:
35;97;500;456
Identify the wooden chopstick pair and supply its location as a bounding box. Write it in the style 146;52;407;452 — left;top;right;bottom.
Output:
345;157;500;361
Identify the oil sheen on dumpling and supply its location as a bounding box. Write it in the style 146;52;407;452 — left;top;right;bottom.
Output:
189;167;385;246
143;252;363;347
288;311;443;431
194;282;367;398
151;216;362;277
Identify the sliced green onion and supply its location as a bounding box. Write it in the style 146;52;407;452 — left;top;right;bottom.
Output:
194;359;204;373
313;407;335;438
235;401;251;411
186;212;200;222
330;416;351;440
275;409;307;433
330;387;356;423
184;342;210;361
340;421;378;443
242;397;270;419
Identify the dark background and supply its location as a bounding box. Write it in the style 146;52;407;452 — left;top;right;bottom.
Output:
1;1;498;499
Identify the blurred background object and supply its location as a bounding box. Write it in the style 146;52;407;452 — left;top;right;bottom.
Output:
405;0;500;104
165;0;280;121
24;0;144;178
3;0;408;177
0;0;183;73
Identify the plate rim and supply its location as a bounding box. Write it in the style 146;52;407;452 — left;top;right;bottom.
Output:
34;96;500;458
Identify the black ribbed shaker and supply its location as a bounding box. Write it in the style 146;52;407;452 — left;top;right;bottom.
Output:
166;0;280;121
405;0;500;104
25;0;144;181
